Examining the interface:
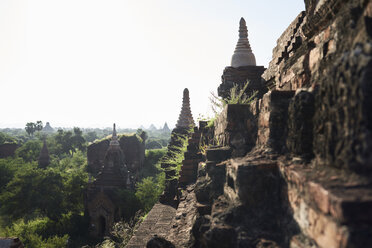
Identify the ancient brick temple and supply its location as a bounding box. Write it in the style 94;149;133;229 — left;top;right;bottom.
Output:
42;122;54;133
87;126;145;178
176;88;195;129
218;17;267;99
86;124;130;237
38;138;50;169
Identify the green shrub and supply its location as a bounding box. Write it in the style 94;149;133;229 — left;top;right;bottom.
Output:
209;80;258;115
115;189;141;221
1;218;69;248
135;176;164;212
0;132;17;145
145;140;162;149
15;140;42;162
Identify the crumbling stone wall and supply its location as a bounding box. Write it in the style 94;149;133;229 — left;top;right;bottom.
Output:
263;0;372;173
214;104;256;157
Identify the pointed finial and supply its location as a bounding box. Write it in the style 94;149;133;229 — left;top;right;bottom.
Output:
239;17;246;28
239;17;248;39
110;123;120;147
113;123;117;138
183;88;189;98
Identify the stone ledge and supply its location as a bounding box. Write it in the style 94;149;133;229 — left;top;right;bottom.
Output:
280;162;372;224
279;160;372;247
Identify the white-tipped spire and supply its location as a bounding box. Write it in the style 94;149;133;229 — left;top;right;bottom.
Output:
110;123;120;147
231;17;256;67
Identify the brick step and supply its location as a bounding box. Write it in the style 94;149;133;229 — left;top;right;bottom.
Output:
191;132;201;138
188;138;200;144
281;163;372;224
179;173;195;180
184;152;202;160
179;177;191;183
161;162;175;169
181;163;197;170
187;143;199;151
182;159;200;165
280;162;372;247
179;169;196;176
206;146;232;162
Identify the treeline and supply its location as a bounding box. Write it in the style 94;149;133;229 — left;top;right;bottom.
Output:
0;123;171;150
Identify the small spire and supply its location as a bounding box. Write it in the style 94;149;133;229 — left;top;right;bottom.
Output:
113;123;117;138
231;17;256;67
239;18;247;39
110;123;120;147
176;88;195;129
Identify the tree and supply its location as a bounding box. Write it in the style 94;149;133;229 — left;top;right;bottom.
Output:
54;129;86;156
3;218;69;248
0;168;64;221
15;140;42;162
84;131;98;143
135;177;163;212
145;140;162;149
71;127;86;154
25;122;36;137
55;129;73;156
25;121;43;137
0;132;17;145
0;158;30;192
35;121;43;132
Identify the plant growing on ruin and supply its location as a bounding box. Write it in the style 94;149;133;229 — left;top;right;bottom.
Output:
209;80;258;115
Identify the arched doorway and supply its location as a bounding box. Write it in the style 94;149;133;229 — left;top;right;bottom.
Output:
98;216;106;236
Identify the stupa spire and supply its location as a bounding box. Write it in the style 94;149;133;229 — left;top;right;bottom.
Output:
109;123;120;147
231;17;256;67
176;88;195;129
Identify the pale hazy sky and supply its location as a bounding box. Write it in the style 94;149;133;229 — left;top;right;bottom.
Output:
0;0;304;129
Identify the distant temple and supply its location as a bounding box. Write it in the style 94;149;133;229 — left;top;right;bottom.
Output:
218;17;267;99
148;124;157;131
42;122;54;133
86;124;130;236
175;88;195;129
38;138;50;169
162;122;171;132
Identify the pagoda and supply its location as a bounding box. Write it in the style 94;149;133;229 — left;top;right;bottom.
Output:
175;88;195;129
94;123;128;188
86;124;129;237
218;17;267;99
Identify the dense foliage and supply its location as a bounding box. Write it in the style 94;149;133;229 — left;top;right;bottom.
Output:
0;127;169;247
0;152;88;247
0;132;17;145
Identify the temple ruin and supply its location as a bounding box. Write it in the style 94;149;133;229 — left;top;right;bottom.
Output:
86;124;130;237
